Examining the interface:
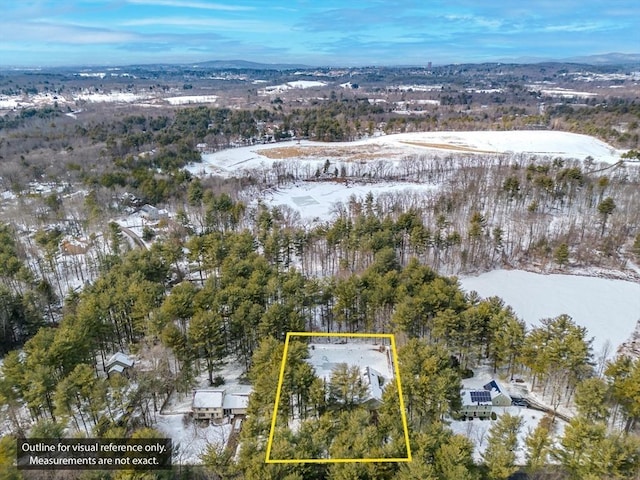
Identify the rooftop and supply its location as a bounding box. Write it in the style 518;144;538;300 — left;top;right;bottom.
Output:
193;390;225;409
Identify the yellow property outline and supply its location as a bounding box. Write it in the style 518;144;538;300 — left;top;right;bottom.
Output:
265;332;412;464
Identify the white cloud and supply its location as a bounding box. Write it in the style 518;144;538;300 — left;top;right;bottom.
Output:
121;16;280;32
442;14;503;30
127;0;254;11
0;22;138;44
544;22;612;33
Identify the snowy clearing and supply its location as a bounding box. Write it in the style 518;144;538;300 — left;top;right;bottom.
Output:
263;181;439;223
186;130;625;227
186;130;624;179
153;358;250;464
451;365;567;464
164;95;218;105
155;414;232;465
459;269;640;354
392;84;443;92
260;80;327;94
73;91;152;103
306;341;394;383
450;407;562;464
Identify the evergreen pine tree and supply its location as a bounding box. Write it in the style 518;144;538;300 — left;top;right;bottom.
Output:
483;413;522;480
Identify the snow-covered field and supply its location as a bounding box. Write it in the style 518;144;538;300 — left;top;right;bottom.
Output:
527;85;599;98
459;270;640;354
265;181;439;223
74;91;153;103
261;80;327;94
0;93;71;109
164;95;219;105
187;130;624;179
184;130;626;226
392;84;443;92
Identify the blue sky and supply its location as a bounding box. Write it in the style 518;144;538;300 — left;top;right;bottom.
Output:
1;0;638;67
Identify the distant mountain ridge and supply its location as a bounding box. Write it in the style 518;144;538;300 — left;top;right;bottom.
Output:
188;59;310;70
2;53;638;72
500;52;640;66
182;54;640;69
564;53;640;65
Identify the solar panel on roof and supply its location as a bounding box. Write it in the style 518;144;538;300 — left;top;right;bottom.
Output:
470;391;492;403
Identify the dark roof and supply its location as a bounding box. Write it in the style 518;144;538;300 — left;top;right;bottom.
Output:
470;390;492;403
484;380;501;393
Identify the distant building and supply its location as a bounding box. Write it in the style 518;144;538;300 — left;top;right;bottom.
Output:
140;204;168;221
192;389;249;422
105;352;134;376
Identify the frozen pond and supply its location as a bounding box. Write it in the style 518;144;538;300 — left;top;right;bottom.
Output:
460;269;640;354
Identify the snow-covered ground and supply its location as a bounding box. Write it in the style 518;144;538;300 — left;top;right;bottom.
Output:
0;93;71;109
527;86;599;98
389;130;620;161
184;130;625;227
74;91;153;103
392;84;443;92
186;130;624;179
260;80;327;94
154;358;250;464
306;341;394;383
450;406;561;464
264;181;439;223
164;95;218;105
451;365;567;464
155;414;232;465
459;269;640;354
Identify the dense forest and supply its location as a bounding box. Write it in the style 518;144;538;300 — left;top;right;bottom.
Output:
1;87;640;479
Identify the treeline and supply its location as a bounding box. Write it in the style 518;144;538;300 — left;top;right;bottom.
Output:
0;105;61;130
548;99;640;148
1;196;640;477
235;154;640;275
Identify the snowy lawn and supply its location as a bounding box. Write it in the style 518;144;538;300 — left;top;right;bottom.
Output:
155;414;232;465
154;359;249;464
449;406;563;464
452;365;567;464
164;95;218;105
459;269;640;354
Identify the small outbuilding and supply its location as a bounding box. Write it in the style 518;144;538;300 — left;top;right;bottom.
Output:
105;352;134;376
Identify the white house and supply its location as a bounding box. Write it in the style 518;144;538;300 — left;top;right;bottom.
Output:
222;392;250;417
192;389;249;422
192;390;225;421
